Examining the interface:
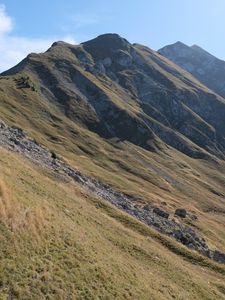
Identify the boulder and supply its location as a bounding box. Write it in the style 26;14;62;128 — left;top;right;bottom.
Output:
213;250;225;264
175;208;187;218
0;120;7;129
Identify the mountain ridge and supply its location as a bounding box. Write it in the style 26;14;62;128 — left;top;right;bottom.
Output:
2;34;225;159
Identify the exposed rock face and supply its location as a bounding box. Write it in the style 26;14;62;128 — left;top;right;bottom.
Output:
3;34;225;159
1;119;225;264
158;42;225;99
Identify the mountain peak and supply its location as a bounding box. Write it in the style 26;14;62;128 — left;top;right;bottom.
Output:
158;41;191;60
159;41;189;52
51;41;70;48
84;33;129;45
94;33;127;42
82;33;131;60
172;41;189;48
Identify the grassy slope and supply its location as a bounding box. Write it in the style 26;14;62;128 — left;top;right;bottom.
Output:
1;74;225;254
1;147;225;299
1;40;225;298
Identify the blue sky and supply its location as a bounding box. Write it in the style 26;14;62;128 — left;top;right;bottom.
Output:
0;0;225;71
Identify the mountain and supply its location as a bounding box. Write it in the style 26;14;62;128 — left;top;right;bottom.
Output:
2;33;225;159
1;33;225;298
158;41;225;99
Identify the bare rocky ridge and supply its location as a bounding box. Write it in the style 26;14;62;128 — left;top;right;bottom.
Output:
1;118;225;264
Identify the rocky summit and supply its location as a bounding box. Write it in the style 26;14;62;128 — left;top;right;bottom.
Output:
1;33;225;299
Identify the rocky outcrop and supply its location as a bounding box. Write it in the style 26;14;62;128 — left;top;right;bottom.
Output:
1;119;225;264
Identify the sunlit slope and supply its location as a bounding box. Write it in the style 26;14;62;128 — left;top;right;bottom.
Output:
1;147;225;299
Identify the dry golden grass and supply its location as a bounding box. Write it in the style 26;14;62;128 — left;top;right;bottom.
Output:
0;147;225;299
0;176;50;240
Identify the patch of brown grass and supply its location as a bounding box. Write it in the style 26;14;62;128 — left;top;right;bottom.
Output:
0;178;49;239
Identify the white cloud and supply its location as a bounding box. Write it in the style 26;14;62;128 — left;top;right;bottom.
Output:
0;4;12;35
0;5;76;72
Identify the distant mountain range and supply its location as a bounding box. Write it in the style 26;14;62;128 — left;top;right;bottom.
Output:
159;41;225;99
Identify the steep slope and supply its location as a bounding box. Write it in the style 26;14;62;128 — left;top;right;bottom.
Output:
2;118;225;262
2;34;225;158
158;41;225;99
1;33;225;270
1;146;225;299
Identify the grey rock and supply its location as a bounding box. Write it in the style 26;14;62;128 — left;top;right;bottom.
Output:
143;204;152;211
175;208;187;218
213;251;225;264
116;50;133;67
0;120;7;129
153;207;169;219
102;57;112;67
